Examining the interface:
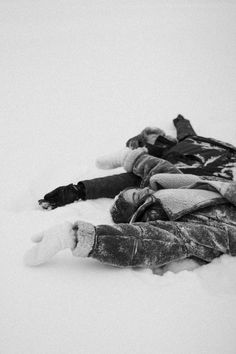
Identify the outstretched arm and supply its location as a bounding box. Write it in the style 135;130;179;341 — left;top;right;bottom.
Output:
24;220;189;267
39;172;141;210
24;218;236;268
40;147;181;210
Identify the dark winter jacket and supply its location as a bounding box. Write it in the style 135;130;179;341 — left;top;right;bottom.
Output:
73;153;236;270
77;186;236;270
88;216;236;270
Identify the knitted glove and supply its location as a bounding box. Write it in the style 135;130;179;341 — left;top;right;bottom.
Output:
24;222;76;266
39;183;85;210
96;147;131;169
24;221;96;266
96;147;147;171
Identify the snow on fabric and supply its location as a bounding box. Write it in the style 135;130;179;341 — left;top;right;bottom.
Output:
1;1;236;354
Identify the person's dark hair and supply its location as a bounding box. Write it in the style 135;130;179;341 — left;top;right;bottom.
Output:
110;189;138;223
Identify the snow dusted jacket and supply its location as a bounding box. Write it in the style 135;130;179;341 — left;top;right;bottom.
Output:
72;152;236;270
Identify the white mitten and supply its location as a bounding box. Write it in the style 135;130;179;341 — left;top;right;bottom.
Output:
24;222;76;266
96;147;130;169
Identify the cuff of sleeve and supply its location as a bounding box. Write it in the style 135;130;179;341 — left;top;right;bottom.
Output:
72;222;96;257
123;147;148;172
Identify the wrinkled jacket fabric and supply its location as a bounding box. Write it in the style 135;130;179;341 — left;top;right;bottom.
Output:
89;218;236;269
80;154;236;270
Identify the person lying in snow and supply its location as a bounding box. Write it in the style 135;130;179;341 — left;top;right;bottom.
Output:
39;115;236;210
25;150;236;270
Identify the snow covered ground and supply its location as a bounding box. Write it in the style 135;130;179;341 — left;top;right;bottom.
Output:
1;1;236;353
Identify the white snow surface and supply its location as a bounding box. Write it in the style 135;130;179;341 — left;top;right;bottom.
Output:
1;1;236;353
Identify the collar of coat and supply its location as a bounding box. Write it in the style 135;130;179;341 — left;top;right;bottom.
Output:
130;174;236;222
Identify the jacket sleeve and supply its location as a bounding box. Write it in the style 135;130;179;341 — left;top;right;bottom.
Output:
173;114;197;141
89;221;189;268
80;172;141;199
83;219;236;268
122;148;181;186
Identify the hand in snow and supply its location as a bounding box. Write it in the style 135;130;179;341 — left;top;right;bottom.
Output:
39;183;85;210
24;222;76;266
